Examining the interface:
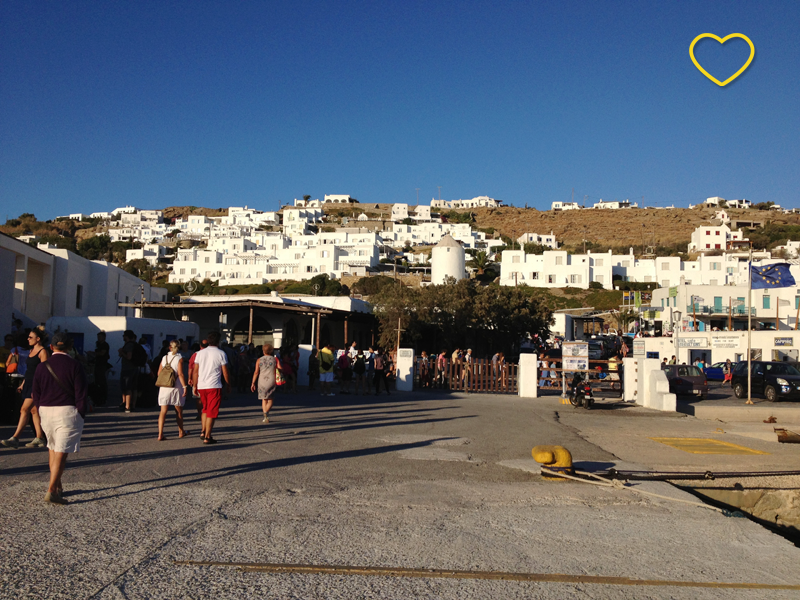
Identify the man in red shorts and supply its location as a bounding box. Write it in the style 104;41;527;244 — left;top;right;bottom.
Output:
192;331;230;444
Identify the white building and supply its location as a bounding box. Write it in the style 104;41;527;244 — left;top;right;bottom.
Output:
413;205;432;222
379;222;503;250
551;201;582;211
323;194;358;204
281;207;324;236
727;199;752;209
500;250;599;288
431;235;465;284
592;199;638;210
431;196;501;209
168;231;380;286
125;243;168;267
688;224;746;253
111;205;138;215
773;240;800;258
391;203;409;222
516;232;558;249
652;282;800;333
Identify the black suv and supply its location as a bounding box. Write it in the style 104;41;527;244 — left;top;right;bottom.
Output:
731;361;800;402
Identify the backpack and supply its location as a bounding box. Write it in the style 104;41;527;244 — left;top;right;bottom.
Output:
155;355;177;388
353;355;366;374
131;343;148;368
338;353;351;371
373;354;384;370
320;352;333;371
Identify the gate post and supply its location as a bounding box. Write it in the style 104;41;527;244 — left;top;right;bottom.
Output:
518;353;538;398
396;348;415;391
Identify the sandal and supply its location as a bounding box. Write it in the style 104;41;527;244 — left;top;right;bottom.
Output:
203;437;217;445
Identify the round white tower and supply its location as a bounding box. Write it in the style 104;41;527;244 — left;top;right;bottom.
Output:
431;234;465;285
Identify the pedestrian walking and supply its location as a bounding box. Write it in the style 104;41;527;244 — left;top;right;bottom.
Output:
2;327;49;449
252;343;278;423
307;348;320;391
32;332;88;504
118;330;139;412
155;340;188;441
338;350;352;394
92;332;110;406
192;331;231;445
319;343;335;396
722;358;733;386
373;348;390;395
352;349;367;395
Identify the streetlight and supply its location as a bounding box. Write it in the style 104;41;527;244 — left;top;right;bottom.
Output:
673;310;682;364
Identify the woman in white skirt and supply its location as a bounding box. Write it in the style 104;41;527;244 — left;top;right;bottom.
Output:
156;340;188;440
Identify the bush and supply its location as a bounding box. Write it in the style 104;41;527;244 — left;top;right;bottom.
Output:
589;281;604;290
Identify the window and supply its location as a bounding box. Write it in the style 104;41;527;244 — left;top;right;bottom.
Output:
709;279;718;286
661;263;670;271
763;296;771;309
190;268;196;274
594;259;603;267
306;266;314;273
570;274;581;284
662;280;669;287
531;272;539;280
714;244;721;250
179;268;185;275
706;230;711;235
76;285;83;309
548;275;556;283
204;257;210;263
711;262;721;270
621;260;630;268
321;250;330;258
555;256;563;265
727;267;735;275
595;275;604;283
796;297;800;310
716;230;720;235
644;276;652;282
512;255;520;263
705;244;710;249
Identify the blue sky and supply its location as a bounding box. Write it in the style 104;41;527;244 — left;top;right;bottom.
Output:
1;1;798;218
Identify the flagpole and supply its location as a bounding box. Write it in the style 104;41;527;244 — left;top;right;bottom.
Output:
777;296;780;331
746;245;753;405
795;300;799;331
728;297;732;331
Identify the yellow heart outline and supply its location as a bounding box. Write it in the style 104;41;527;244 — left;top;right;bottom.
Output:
690;33;755;86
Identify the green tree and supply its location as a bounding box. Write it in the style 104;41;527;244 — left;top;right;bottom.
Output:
77;235;112;260
523;242;549;255
467;250;492;274
369;279;552;354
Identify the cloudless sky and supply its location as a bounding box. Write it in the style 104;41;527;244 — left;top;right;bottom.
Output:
1;0;798;219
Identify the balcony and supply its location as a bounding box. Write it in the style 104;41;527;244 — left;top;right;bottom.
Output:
686;304;755;316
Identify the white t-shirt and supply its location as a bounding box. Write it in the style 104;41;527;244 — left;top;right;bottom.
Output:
194;346;228;389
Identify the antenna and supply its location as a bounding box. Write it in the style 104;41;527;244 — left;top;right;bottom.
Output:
437;186;442;201
415;188;420;204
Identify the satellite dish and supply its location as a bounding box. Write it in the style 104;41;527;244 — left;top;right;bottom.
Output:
183;280;198;294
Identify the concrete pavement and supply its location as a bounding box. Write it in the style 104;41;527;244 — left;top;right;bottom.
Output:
2;389;800;599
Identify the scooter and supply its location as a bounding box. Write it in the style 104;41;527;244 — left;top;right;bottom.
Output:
569;372;594;409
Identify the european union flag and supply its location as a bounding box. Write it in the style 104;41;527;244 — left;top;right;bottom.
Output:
750;263;796;289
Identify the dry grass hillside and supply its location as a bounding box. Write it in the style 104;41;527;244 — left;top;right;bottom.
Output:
348;204;800;252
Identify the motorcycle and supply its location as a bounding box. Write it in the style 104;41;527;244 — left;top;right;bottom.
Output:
569;372;594;409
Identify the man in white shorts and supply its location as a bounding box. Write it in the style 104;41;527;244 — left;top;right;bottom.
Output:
32;331;88;504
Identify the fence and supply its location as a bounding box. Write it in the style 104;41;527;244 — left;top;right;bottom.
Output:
414;358;518;394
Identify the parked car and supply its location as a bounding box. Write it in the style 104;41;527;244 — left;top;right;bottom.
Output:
662;364;708;399
588;341;604;361
704;362;729;381
731;361;800;402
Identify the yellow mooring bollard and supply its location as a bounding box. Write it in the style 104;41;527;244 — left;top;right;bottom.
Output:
532;445;574;480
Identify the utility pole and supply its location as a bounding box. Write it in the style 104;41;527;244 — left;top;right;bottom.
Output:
396;317;404;353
